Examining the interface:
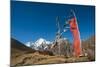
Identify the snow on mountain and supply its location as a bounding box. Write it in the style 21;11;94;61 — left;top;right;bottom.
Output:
25;38;52;50
34;38;46;47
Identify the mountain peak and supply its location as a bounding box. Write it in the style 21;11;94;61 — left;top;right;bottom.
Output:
35;38;46;45
25;38;52;50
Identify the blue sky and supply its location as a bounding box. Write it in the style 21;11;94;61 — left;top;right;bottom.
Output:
11;1;95;44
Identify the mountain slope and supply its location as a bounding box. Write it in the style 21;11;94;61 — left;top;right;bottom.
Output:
11;38;36;58
11;38;54;66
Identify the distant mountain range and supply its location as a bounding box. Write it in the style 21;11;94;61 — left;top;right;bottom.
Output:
11;38;53;56
25;38;52;51
25;37;72;56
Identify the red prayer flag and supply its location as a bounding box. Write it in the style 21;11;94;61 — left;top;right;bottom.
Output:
69;17;81;57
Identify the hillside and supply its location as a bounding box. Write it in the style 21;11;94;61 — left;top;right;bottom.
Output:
11;36;95;66
11;38;54;66
11;38;35;57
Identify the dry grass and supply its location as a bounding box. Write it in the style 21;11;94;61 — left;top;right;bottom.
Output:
11;52;90;67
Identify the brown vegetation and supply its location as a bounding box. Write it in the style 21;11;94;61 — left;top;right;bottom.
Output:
11;35;95;66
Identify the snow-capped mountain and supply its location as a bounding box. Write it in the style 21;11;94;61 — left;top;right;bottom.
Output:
25;38;52;51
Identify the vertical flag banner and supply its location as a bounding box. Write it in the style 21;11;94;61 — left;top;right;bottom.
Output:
68;11;81;57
